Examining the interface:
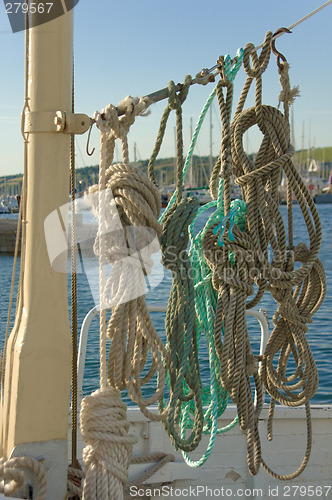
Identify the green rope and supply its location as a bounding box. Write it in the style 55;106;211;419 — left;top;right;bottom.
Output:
159;48;243;224
156;50;245;464
180;200;248;467
175;50;244;467
159;196;204;452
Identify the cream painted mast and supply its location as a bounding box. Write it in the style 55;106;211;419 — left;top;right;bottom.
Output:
1;10;76;499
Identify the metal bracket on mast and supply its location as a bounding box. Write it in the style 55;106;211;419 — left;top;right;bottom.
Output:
24;110;91;134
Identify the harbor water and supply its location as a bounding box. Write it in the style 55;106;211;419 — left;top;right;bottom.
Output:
0;204;331;405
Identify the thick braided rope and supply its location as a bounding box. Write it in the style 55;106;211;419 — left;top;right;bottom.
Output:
81;96;167;500
203;221;264;476
98;162;172;421
203;33;326;479
81;388;137;500
68;453;175;499
209;74;233;213
0;456;47;499
147;79;207;452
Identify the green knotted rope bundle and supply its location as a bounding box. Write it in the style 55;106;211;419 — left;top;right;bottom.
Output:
150;50;245;464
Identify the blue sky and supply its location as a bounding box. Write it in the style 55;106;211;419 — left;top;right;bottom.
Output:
0;0;332;176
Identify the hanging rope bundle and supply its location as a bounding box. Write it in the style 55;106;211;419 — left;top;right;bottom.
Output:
80;96;172;500
159;195;204;452
81;24;326;491
202;31;326;479
167;52;245;467
146;77;206;452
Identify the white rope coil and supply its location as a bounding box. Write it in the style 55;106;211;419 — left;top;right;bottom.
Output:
0;456;47;499
81;388;137;500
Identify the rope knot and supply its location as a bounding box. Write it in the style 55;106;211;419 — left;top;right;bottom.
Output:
167;75;192;112
94;97;150;144
81;388;137;496
293;241;311;263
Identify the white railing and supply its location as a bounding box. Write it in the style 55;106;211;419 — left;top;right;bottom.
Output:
77;306;270;403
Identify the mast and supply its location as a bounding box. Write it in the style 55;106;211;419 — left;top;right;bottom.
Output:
173;126;176;186
134;142;137;165
2;10;73;499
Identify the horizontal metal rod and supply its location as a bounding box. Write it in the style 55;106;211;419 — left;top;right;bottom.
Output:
114;73;216;118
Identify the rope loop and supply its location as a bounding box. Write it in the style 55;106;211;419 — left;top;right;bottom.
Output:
148;75;192;189
243;31;273;78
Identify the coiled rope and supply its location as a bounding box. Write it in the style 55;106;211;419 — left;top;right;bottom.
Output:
81;29;326;490
147;77;205;452
80;96;172;500
202;31;326;479
0;456;47;500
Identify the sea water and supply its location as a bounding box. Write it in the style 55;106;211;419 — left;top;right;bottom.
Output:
0;204;331;404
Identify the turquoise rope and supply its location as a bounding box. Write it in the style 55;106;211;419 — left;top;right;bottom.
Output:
180;200;246;467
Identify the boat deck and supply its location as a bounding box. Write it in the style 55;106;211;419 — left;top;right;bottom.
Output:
72;404;332;499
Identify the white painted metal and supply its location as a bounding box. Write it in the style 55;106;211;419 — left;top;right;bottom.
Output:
77;305;99;403
77;305;270;404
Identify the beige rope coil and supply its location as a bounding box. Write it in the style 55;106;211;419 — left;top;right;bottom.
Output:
0;456;47;499
81;96;172;500
203;32;326;479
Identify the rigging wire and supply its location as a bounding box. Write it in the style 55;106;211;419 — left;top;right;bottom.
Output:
109;0;332;118
253;0;332;52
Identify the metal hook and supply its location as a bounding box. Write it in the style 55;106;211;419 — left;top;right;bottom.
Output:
86;121;95;156
271;27;292;70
